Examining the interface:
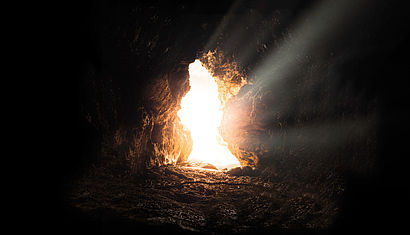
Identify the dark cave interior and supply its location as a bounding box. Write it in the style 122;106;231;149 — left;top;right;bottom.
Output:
51;0;409;234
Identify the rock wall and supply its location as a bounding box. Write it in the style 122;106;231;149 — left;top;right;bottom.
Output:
104;66;193;174
75;0;403;186
77;1;229;175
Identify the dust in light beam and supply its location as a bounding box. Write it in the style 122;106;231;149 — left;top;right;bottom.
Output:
178;60;241;170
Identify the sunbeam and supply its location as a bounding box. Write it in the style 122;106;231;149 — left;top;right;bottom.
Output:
249;0;365;89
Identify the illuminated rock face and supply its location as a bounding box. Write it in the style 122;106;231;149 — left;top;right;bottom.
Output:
144;68;193;166
106;66;194;174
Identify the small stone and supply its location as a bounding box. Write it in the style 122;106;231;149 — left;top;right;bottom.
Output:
227;167;242;176
200;163;218;170
241;166;253;176
227;166;256;176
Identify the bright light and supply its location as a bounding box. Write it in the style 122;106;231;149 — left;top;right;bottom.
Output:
177;60;241;170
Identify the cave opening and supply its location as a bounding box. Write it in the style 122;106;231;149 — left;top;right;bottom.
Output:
177;60;241;170
62;1;407;232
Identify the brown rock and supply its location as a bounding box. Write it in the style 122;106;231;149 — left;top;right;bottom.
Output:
200;163;218;170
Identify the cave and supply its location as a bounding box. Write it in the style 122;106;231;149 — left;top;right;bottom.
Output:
53;1;409;234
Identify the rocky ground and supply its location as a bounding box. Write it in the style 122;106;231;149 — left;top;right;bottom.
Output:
68;164;337;234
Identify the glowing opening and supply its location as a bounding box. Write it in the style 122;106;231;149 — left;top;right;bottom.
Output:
177;60;241;170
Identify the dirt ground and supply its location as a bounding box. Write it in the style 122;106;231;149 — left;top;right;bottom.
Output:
68;164;337;234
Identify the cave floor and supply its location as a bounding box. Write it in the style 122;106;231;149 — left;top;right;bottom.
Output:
69;165;332;234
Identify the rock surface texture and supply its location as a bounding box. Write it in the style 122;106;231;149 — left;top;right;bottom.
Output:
70;165;336;233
